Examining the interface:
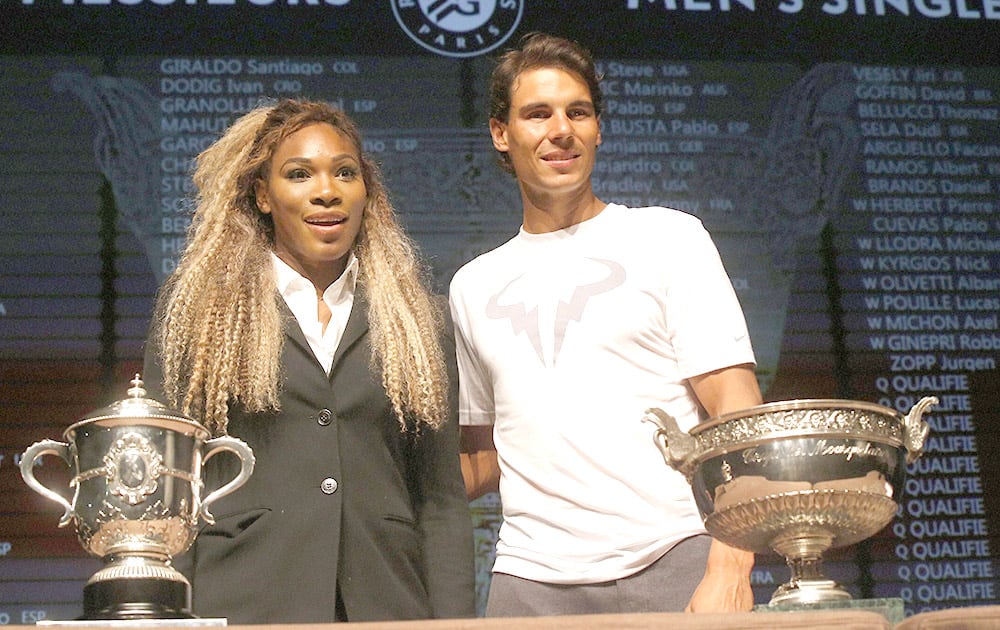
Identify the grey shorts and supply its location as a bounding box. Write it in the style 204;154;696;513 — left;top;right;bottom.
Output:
485;534;712;617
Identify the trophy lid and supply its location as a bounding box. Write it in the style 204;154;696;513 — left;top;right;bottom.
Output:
65;374;210;438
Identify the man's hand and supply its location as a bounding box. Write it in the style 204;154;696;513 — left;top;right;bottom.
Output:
686;539;755;612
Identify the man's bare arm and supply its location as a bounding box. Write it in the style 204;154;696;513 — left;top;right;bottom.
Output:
688;363;762;418
685;363;763;612
460;425;500;500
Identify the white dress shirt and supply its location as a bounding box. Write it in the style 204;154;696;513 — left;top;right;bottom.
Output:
272;252;358;374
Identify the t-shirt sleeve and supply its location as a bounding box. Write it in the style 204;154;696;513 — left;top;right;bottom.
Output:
449;280;496;427
664;220;756;379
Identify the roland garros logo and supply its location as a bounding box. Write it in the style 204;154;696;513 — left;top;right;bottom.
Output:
392;0;524;58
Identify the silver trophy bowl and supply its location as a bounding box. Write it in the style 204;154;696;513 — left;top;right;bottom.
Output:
643;396;937;606
20;375;255;620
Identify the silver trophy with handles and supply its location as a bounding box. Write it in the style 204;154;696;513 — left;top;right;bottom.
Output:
20;375;255;620
644;396;936;606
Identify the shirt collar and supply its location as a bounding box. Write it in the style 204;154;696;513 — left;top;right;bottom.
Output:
271;252;359;301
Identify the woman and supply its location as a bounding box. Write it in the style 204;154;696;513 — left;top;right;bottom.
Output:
143;98;475;623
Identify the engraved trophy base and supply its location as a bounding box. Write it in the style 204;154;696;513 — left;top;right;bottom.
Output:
80;555;195;620
768;576;852;605
82;578;194;620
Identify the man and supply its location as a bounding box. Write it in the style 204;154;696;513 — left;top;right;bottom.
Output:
451;32;764;616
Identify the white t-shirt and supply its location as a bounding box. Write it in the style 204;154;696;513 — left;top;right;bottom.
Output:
449;204;755;584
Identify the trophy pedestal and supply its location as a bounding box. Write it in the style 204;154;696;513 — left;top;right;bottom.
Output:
83;578;193;620
755;597;905;624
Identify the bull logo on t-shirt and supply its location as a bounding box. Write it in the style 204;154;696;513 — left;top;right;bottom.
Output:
486;258;625;367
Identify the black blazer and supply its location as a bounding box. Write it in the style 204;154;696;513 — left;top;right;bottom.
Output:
143;293;475;623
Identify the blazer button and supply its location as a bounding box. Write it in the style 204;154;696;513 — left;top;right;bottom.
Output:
321;477;339;494
317;408;334;426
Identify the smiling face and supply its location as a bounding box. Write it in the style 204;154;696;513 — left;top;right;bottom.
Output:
489;67;601;203
255;122;366;290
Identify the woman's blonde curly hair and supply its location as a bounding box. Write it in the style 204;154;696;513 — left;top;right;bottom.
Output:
154;98;448;436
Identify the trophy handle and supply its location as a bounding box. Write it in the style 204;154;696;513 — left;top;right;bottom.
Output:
902;395;938;464
642;407;698;479
200;436;255;525
19;439;76;527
